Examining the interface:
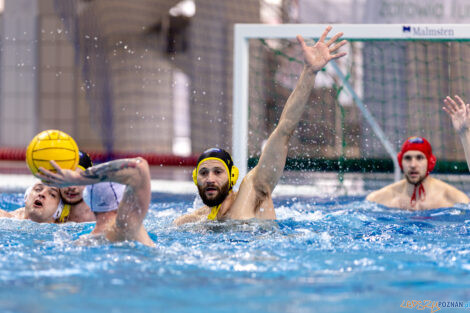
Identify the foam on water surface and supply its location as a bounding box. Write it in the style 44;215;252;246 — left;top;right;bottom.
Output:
0;192;470;313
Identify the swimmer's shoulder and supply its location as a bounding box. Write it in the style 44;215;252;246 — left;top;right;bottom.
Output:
173;206;210;226
428;177;469;203
68;202;95;223
366;180;405;202
229;179;274;219
2;207;24;219
0;209;12;218
239;168;271;200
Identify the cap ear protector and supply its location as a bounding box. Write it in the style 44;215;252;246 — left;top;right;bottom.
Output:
230;166;239;187
192;159;239;189
77;150;93;171
397;136;436;174
192;148;239;190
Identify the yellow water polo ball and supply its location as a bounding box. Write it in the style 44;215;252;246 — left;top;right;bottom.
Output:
26;129;79;175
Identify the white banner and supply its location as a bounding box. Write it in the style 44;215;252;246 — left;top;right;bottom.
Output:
299;0;470;23
364;0;470;23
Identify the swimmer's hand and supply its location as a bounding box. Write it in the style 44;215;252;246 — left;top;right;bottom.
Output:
36;160;95;187
296;26;347;73
443;95;470;134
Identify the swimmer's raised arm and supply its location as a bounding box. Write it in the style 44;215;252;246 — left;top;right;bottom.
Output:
37;158;154;247
443;95;470;170
38;158;144;187
252;26;347;192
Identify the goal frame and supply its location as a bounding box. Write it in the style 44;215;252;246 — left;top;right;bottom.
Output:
232;24;470;186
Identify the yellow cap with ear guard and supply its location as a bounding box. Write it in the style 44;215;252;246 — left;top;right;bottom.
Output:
192;148;239;190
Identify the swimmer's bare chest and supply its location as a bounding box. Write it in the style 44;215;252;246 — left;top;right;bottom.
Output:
218;193;276;220
390;192;452;210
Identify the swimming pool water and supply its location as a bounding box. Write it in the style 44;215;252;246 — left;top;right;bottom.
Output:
0;192;470;313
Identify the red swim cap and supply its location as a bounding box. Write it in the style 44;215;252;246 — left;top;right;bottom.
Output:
397;136;436;173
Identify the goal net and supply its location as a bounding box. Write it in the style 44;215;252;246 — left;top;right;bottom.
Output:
233;24;470;189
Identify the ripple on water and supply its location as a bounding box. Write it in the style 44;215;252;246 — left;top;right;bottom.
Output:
0;194;470;313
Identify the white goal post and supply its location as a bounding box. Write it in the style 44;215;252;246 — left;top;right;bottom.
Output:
232;24;470;187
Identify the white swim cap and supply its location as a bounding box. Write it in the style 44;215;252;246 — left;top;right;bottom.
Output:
83;182;125;213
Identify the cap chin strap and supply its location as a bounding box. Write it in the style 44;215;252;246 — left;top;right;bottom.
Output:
410;184;425;207
410;174;428;207
52;199;65;220
207;204;222;220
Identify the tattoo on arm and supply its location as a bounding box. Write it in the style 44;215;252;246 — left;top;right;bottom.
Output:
82;158;141;182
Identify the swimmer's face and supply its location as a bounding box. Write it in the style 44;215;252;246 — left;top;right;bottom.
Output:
60;168;85;205
196;159;230;207
24;182;60;223
402;150;428;184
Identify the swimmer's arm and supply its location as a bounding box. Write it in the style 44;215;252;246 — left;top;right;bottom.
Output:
173;207;209;226
365;192;380;203
38;158;154;247
460;130;470;172
443;95;470;171
444;184;469;204
102;159;153;246
366;187;392;205
0;208;12;218
252;27;347;192
37;158;146;187
251;66;316;192
452;191;469;204
0;207;24;219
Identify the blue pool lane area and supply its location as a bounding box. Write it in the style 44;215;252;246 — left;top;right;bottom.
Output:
0;191;470;313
